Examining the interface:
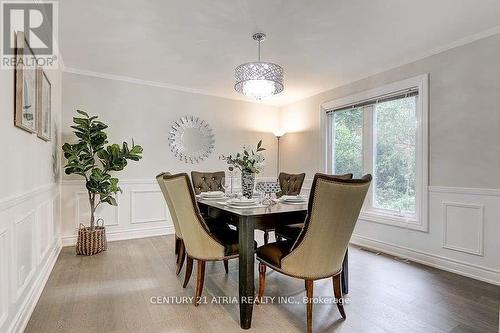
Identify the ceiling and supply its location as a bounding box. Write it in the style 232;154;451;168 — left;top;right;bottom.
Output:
59;0;500;106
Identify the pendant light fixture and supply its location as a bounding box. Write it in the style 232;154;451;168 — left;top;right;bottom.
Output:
234;33;284;100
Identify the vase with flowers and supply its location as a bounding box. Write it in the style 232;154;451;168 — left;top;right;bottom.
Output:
220;140;266;198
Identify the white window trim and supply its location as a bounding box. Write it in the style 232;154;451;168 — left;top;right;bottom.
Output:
320;74;429;232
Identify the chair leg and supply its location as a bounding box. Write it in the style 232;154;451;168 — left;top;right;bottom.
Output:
194;260;206;307
183;256;193;288
263;230;269;244
176;240;186;276
306;280;314;333
332;275;346;319
257;262;266;304
223;259;229;274
174;236;179;255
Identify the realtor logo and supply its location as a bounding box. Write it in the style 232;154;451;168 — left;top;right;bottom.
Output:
1;1;58;68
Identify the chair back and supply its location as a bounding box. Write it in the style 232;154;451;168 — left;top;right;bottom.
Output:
191;171;225;194
156;172;182;239
278;172;306;196
281;173;372;279
158;173;225;260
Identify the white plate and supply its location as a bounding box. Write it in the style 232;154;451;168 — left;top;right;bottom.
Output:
283;198;307;202
281;195;306;201
200;191;225;198
227;199;258;206
281;200;307;205
201;196;226;201
227;204;263;209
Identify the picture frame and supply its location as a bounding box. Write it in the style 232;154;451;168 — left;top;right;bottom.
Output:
15;32;38;133
37;69;51;141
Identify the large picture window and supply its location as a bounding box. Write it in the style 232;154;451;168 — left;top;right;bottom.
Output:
324;75;428;231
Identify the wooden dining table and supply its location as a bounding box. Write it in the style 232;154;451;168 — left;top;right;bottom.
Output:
197;198;349;330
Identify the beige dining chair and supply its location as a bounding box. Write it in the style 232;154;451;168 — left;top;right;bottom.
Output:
158;173;243;306
157;172;186;275
275;173;353;242
256;173;372;333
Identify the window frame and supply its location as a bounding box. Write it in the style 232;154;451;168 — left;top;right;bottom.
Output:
320;74;429;232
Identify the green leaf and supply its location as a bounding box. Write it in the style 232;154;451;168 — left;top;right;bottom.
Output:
76;110;89;117
130;145;143;155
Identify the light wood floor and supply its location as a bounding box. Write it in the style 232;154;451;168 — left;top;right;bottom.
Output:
26;235;499;333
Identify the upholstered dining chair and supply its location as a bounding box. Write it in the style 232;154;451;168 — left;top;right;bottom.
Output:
256;173;372;333
158;173;243;306
157;172;186;276
190;170;234;273
261;172;306;245
191;171;225;194
275;173;353;242
276;172;306;198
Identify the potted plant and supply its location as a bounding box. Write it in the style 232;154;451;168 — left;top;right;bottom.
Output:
62;110;143;255
220;140;266;198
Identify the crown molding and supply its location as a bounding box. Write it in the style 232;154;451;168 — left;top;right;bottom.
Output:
62;67;278;107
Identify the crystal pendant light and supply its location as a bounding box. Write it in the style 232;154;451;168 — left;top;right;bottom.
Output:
234;33;284;100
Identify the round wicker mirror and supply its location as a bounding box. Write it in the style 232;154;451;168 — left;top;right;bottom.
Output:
168;116;215;163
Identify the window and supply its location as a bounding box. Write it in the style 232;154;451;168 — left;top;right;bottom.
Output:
332;107;363;178
324;75;428;231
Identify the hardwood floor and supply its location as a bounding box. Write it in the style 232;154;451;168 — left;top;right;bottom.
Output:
26;235;499;333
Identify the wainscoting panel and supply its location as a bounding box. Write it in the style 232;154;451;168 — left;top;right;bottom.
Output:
75;191;120;227
0;183;61;333
14;211;36;303
130;189;168;224
0;228;8;329
442;202;484;256
38;200;54;263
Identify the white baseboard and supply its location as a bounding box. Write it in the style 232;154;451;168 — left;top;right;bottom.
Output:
61;225;175;247
7;239;62;333
350;234;500;286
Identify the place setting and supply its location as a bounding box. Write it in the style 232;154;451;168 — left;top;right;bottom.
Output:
196;190;226;200
278;194;308;205
225;197;264;209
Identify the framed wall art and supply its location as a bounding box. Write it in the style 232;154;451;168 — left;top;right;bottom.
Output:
37;69;51;141
15;32;38;133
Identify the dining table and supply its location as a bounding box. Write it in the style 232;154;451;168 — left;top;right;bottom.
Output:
197;197;349;330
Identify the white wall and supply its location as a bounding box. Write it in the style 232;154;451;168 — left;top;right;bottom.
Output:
0;66;62;331
279;34;500;284
60;72;280;244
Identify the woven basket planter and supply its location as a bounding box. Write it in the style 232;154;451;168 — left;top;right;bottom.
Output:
76;220;107;256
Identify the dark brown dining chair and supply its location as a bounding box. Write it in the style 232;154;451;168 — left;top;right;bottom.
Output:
256;173;372;333
276;172;306;198
275;173;353;241
191;171;225;194
190;171;233;272
262;172;306;244
158;173;243;306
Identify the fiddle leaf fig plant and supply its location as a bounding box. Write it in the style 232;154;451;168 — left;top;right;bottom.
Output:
62;110;143;228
